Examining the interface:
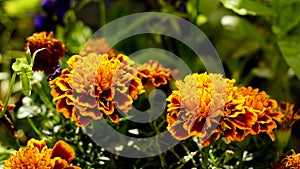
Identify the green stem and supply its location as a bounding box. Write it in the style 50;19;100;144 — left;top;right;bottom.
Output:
201;146;209;168
158;153;167;168
32;82;55;111
99;0;106;27
0;72;17;119
30;48;45;67
238;148;244;169
27;117;43;139
170;147;181;160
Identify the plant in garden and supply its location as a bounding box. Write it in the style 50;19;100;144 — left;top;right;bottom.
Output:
271;149;300;168
275;102;300;152
1;0;300;168
25;31;67;75
49;53;145;126
166;72;283;146
0;101;17;148
3;138;80;168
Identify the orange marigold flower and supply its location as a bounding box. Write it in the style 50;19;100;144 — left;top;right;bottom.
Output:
4;138;80;169
136;60;171;87
166;72;227;146
49;53;144;126
271;149;300;169
274;101;300;151
221;86;282;142
167;72;282;146
25;31;67;75
276;101;300;129
79;37;118;59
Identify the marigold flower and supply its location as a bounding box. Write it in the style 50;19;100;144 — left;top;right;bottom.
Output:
166;72;283;146
49;53;144;126
276;101;300;129
25;31;67;75
136;60;171;87
271;149;300;169
166;72;227;146
4;138;80;169
221;86;282;142
79;37;118;59
275;101;300;151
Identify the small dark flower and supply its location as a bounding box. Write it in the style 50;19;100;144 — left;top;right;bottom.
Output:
179;0;187;12
35;0;71;32
34;15;57;33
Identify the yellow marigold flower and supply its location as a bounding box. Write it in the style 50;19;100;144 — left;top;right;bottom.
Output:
221;86;282;142
166;72;227;146
136;60;171;87
276;101;300;129
4;138;80;169
271;149;300;169
79;37;118;59
275;101;300;151
50;68;74;119
25;31;67;75
49;53;144;126
167;72;282;146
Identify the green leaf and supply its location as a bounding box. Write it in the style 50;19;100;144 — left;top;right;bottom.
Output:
0;123;18;149
231;39;260;59
20;73;31;96
220;0;274;16
25;48;31;65
278;37;300;80
186;0;198;19
199;0;219;17
12;57;33;96
221;15;267;48
57;11;92;53
3;0;40;16
251;67;274;79
271;2;300;37
12;58;30;73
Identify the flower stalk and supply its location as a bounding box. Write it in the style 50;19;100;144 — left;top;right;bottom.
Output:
0;72;17;119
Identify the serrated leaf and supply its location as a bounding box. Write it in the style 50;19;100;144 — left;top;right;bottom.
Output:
278;37;300;80
220;0;274;16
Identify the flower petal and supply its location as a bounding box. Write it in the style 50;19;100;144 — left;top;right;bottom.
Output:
51;140;75;163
